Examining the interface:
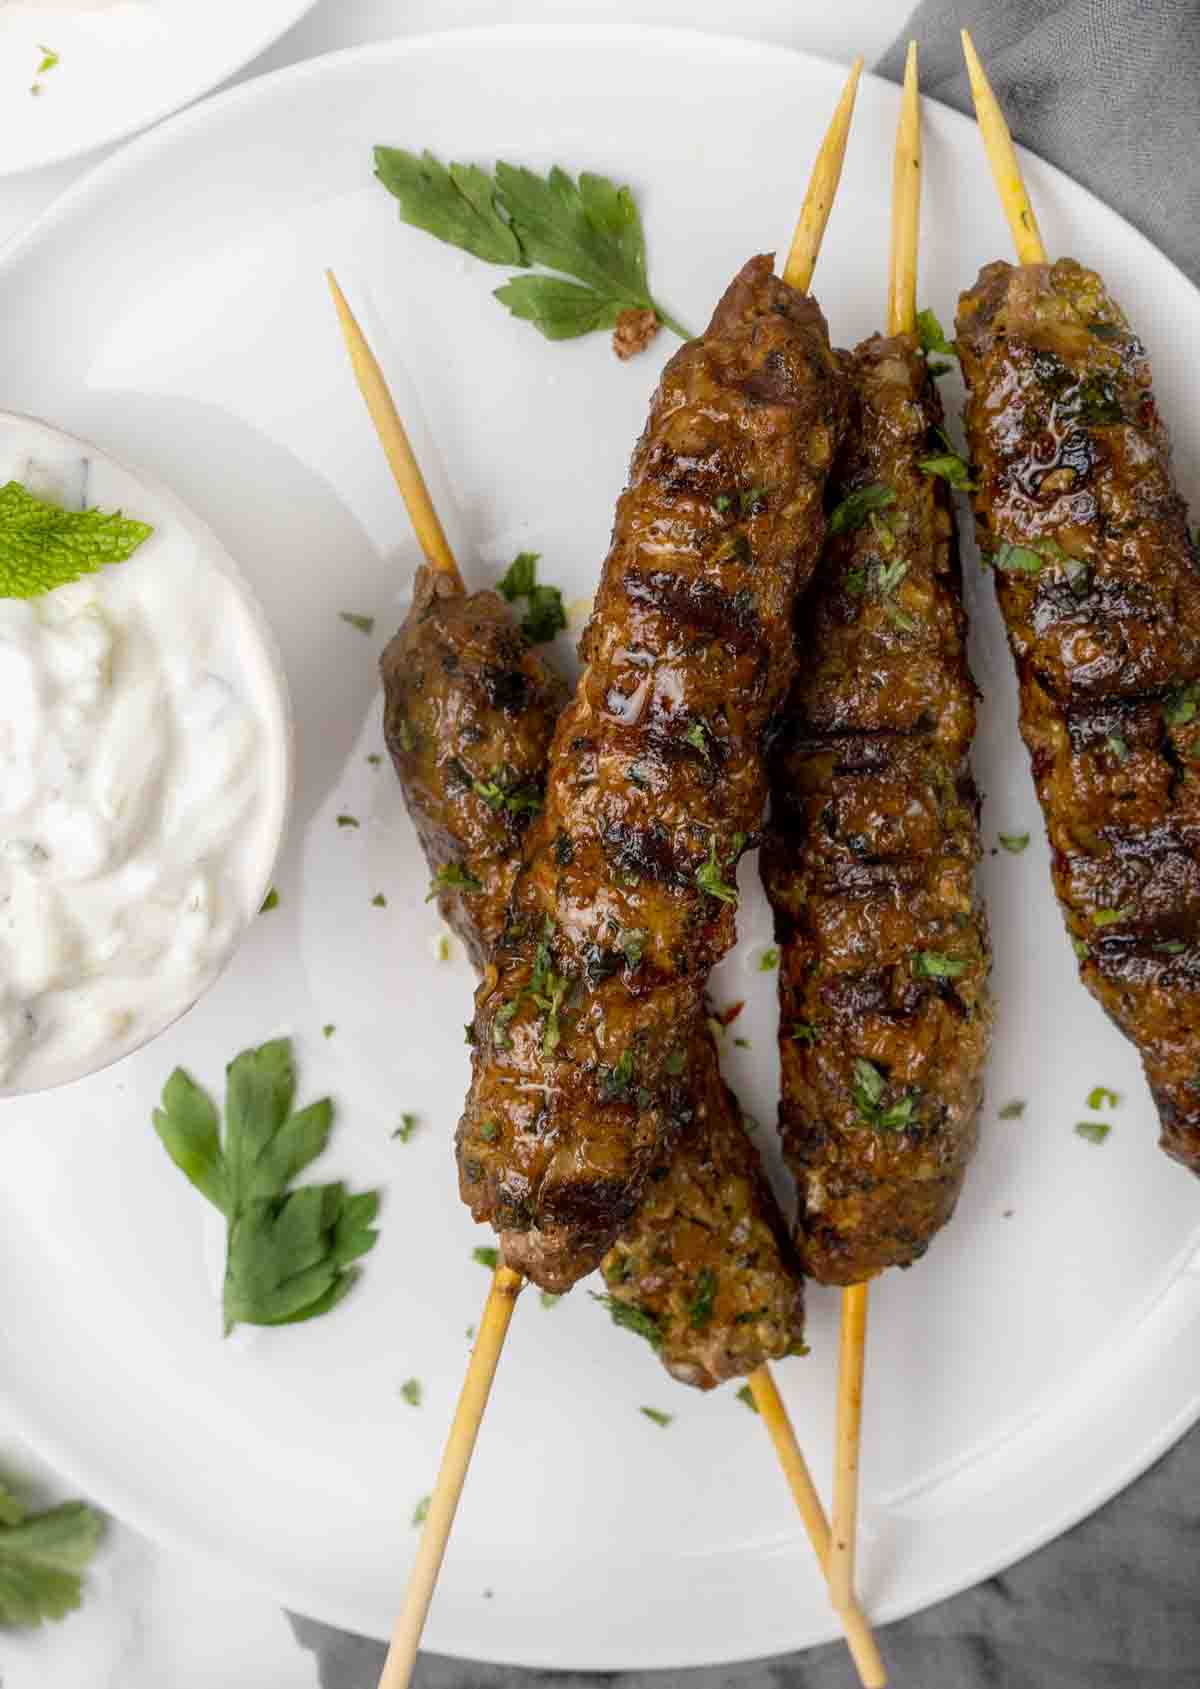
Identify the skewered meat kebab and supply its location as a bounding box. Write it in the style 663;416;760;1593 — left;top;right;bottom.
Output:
957;33;1200;1176
762;44;992;1615
384;567;806;1387
457;256;849;1292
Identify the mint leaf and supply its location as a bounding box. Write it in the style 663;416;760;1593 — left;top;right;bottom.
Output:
150;1040;379;1335
373;148;525;265
0;1486;102;1628
0;482;152;600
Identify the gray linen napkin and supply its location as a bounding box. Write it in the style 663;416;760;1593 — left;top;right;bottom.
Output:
294;4;1200;1682
877;0;1200;285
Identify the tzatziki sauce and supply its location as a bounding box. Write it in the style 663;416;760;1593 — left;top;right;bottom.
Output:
0;415;290;1092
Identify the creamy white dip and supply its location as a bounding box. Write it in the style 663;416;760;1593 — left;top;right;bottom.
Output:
0;417;289;1092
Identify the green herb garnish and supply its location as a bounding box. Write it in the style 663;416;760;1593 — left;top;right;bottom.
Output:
829;483;895;536
0;1478;101;1627
322;1024;336;1039
696;835;739;905
0;481;152;599
851;1058;918;1133
478;1120;500;1143
540;1291;562;1310
371;892;387;907
151;1040;379;1335
1091;906;1133;927
992;541;1045;575
473;1246;500;1270
998;1100;1026;1119
791;1022;819;1045
339;611;375;634
998;832;1031;854
640;1407;673;1428
1087;1086;1119;1110
919;451;975;491
428;863;482;900
1106;734;1130;764
496;550;567;643
1075;1120;1111;1145
759;947;779;971
913;950;967;979
412;1496;430;1527
529;919;572;1053
260;887;280;913
393;1113;419;1143
374;149;687;343
916;308;956;359
400;1378;422;1407
590;1292;661;1348
685;719;711;761
336;814;360;829
736;1384;759;1413
687;1268;718;1331
1164;683;1200;728
618;928;647;968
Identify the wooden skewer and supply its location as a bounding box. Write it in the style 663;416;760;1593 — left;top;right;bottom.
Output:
960;30;1048;265
749;1368;886;1688
378;1265;524;1689
326;270;463;589
332;61;872;1687
783;56;863;292
828;40;919;1625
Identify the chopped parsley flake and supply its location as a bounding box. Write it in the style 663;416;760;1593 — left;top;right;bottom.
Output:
685;720;711;761
412;1496;430;1527
713;494;732;513
427;863;482;900
1155;940;1187;956
590;1292;661;1348
322;1024;336;1039
759;947;779;971
998;831;1030;854
618;928;647;968
1164;684;1200;728
400;1378;422;1407
696;835;739;905
1106;735;1130;764
791;1022;819;1045
1087;1086;1120;1110
687;1268;718;1330
473;1247;500;1270
599;1047;635;1101
367;752;383;766
393;1113;419;1142
912;950;967;980
496;551;566;644
736;1383;759;1413
259;887;279;913
1075;1120;1111;1146
998;1100;1026;1119
371;892;387;908
1091;906;1133;927
664;1048;687;1077
852;1058;918;1133
478;1120;500;1142
336;814;360;829
829;482;895;536
640;1407;673;1428
919;451;975;491
339;611;375;634
540;1291;562;1310
992;541;1045;575
529;919;572;1053
916;308;956;358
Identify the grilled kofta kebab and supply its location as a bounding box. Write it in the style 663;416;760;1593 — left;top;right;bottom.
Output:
383;568;805;1387
762;337;992;1285
957;256;1200;1175
455;256;848;1291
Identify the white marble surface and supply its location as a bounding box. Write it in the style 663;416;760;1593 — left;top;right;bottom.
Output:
0;5;909;1684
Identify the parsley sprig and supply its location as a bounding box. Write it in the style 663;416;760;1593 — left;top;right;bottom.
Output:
374;149;687;344
851;1058;918;1133
151;1040;380;1335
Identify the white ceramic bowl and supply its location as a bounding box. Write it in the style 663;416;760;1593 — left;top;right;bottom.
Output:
0;412;292;1094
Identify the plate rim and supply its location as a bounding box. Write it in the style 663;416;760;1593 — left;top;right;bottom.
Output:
3;20;1200;1669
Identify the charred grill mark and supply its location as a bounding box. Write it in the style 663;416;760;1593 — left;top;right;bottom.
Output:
624;568;763;647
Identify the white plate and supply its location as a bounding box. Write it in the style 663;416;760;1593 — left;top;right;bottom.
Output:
0;0;321;177
2;25;1200;1672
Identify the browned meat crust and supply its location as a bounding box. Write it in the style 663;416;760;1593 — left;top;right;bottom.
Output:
762;334;992;1284
455;255;847;1291
382;582;805;1384
381;567;568;967
957;258;1200;1174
